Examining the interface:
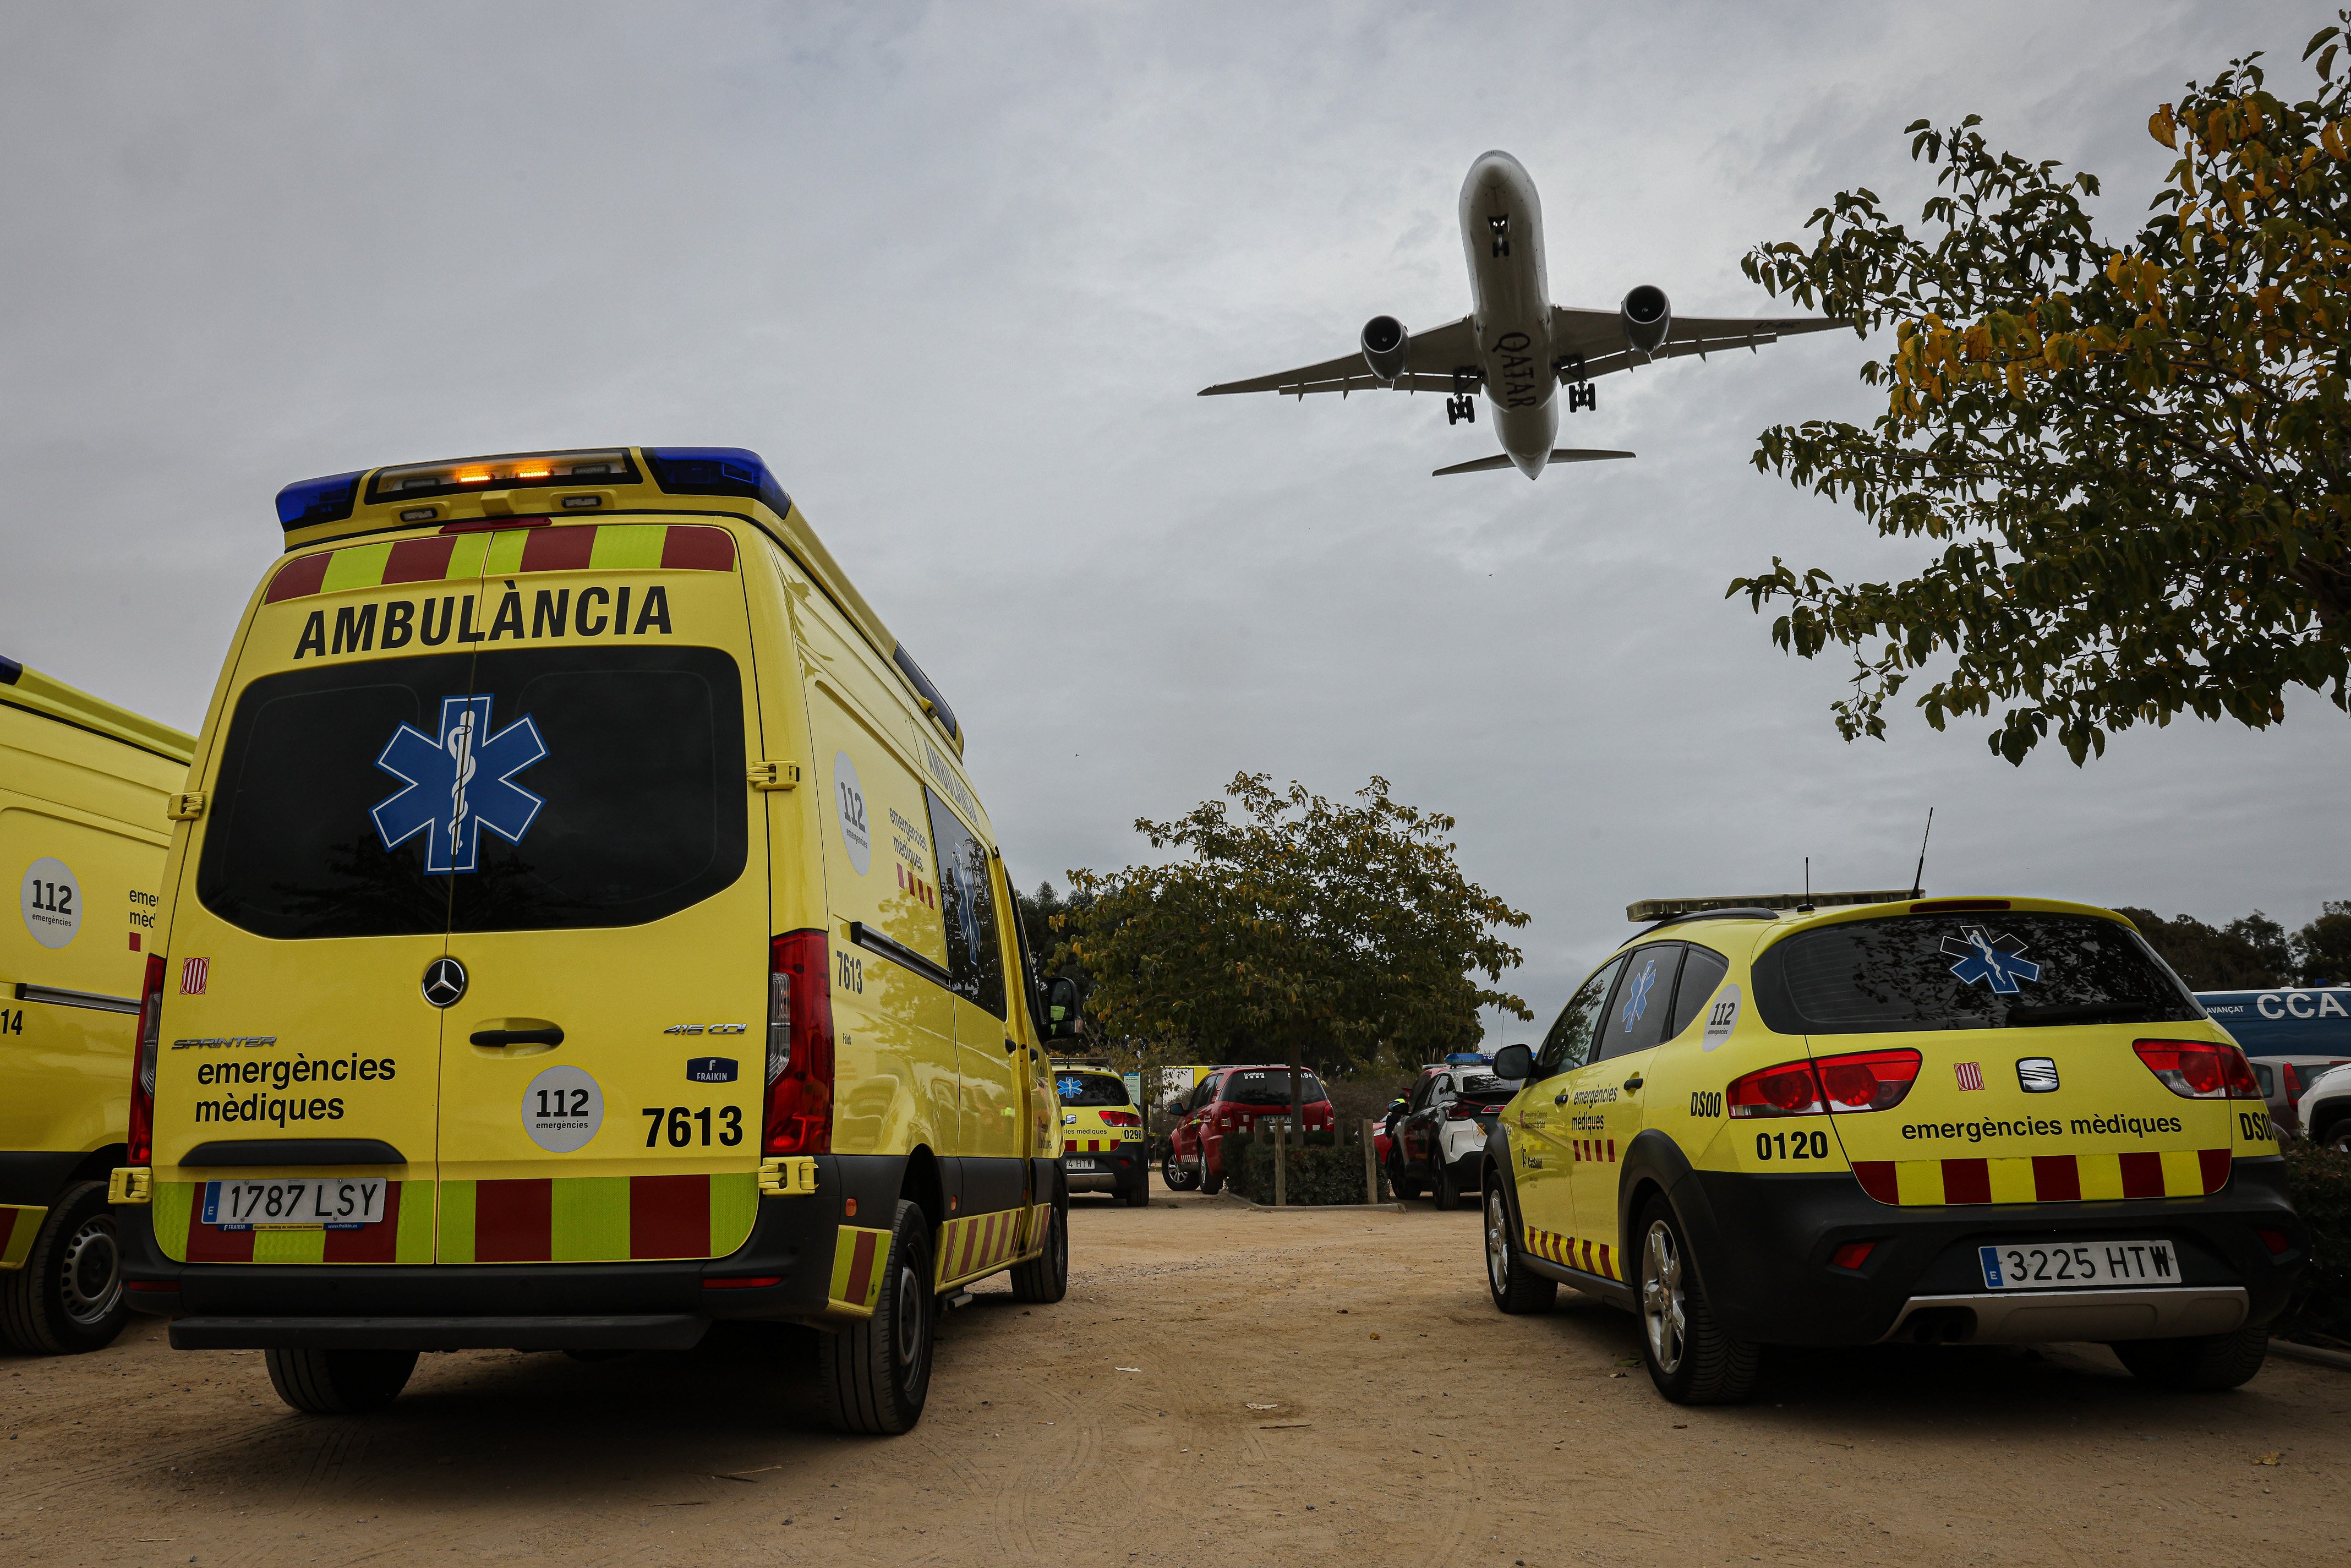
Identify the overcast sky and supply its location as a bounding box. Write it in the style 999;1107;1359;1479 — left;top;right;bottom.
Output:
4;1;2342;1042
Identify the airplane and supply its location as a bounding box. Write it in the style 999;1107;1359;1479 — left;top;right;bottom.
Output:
1198;150;1844;478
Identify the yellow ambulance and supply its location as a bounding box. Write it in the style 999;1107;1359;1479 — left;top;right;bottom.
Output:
1480;894;2305;1404
112;447;1069;1433
2;658;191;1353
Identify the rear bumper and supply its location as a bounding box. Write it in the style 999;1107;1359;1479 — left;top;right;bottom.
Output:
1060;1143;1144;1194
1665;1157;2306;1347
116;1153;922;1345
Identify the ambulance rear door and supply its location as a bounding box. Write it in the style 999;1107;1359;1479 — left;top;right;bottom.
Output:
429;520;769;1265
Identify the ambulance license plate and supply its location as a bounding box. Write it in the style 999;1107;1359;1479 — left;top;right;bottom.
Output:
1978;1238;2177;1290
201;1178;389;1231
1063;1159;1097;1171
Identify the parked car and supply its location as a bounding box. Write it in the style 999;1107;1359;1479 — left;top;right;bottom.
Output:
2299;1063;2351;1151
1388;1055;1524;1210
1054;1062;1148;1206
1161;1066;1334;1194
2194;987;2351;1135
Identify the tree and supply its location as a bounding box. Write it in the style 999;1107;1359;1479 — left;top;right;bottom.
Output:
2117;906;2289;988
2295;900;2351;982
1735;20;2351;763
1061;773;1529;1128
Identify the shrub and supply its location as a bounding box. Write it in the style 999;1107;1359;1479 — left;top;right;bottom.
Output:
1220;1130;1390;1206
2278;1138;2351;1346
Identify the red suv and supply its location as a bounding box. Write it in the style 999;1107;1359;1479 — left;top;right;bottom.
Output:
1161;1066;1335;1194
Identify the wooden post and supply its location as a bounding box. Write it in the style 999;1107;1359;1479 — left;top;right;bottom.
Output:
1363;1119;1379;1205
1273;1117;1287;1207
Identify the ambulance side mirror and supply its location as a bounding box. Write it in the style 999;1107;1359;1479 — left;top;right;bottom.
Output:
1044;976;1082;1039
1492;1043;1534;1081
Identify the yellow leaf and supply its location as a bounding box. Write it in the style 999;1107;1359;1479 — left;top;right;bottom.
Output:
2149;106;2178;149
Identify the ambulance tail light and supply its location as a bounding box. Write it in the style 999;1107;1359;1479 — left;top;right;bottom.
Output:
1729;1050;1920;1118
127;954;166;1164
1098;1110;1141;1128
1727;1059;1824;1117
2135;1040;2263;1100
764;931;834;1156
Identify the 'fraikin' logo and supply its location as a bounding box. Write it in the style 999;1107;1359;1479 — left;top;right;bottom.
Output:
373;695;548;874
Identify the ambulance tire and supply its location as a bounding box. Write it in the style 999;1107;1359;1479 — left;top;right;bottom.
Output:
1010;1195;1068;1303
819;1200;936;1434
1122;1178;1150;1208
2110;1326;2270;1392
1634;1194;1759;1406
263;1348;418;1414
1484;1185;1556;1315
0;1181;129;1356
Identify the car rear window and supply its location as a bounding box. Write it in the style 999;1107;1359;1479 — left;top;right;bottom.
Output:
1751;912;2199;1035
1456;1075;1519;1097
1220;1070;1328;1105
1056;1073;1130;1107
196;647;747;939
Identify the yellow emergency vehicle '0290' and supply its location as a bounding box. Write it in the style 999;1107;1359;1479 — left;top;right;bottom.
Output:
111;447;1070;1433
2;658;192;1353
1479;894;2306;1405
1052;1062;1148;1206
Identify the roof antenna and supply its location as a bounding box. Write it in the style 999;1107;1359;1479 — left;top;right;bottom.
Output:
1909;807;1936;899
1799;856;1813;914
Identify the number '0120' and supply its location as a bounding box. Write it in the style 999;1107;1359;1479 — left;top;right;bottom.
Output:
1754;1129;1830;1161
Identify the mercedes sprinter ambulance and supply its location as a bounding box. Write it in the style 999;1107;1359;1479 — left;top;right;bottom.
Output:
113;448;1068;1433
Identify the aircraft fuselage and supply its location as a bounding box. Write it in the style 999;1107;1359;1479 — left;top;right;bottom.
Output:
1458;150;1559;477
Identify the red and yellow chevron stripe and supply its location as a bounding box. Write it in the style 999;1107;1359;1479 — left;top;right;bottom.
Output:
154;1172;758;1264
1523;1223;1620;1282
1851;1149;2230;1206
0;1204;45;1270
1573;1138;1617;1163
263;522;736;604
829;1224;892;1316
936;1204;1045;1289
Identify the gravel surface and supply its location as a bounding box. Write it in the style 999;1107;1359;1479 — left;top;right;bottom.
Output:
5;1177;2344;1565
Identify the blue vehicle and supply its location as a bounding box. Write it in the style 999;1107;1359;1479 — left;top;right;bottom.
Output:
2195;988;2351;1132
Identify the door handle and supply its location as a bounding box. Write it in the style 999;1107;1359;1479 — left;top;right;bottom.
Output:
1622;1073;1644;1091
471;1026;565;1048
1553;1091;1571;1106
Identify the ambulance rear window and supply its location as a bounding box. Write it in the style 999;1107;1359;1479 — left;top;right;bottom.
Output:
1221;1070;1328;1105
1751;913;2199;1035
196;647;746;939
1056;1074;1130;1107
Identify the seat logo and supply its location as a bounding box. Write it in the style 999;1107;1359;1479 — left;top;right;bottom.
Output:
2016;1057;2060;1094
373;695;548;875
421;957;468;1009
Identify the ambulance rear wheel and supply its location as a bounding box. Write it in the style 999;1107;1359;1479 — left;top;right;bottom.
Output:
1484;1185;1556;1315
264;1347;418;1413
0;1181;129;1356
1011;1195;1068;1302
1634;1194;1758;1406
819;1199;934;1434
1122;1178;1149;1208
2110;1326;2270;1391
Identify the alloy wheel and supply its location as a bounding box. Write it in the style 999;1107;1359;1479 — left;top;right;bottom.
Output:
1641;1218;1687;1375
1484;1190;1511;1293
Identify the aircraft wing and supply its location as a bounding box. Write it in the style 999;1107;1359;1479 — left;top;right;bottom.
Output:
1548;305;1845;381
1198;315;1481;396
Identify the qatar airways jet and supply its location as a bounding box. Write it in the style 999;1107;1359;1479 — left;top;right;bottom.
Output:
1199;150;1844;477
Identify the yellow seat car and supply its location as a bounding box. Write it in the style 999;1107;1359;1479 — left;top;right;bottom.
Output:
1;659;191;1353
112;447;1069;1432
1479;894;2305;1404
1052;1062;1147;1205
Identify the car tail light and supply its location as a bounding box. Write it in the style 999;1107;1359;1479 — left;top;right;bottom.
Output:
2283;1063;2305;1100
2257;1228;2290;1256
1099;1110;1141;1128
2135;1040;2263;1101
126;954;166;1164
1445;1102;1481;1120
763;930;833;1155
1729;1059;1824;1117
1830;1241;1877;1270
1815;1048;1922;1112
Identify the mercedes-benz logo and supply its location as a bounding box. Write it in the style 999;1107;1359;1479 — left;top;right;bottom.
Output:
422;957;468;1009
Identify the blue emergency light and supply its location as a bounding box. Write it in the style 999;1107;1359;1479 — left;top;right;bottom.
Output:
643;447;792;518
1445;1052;1490;1066
275;471;363;530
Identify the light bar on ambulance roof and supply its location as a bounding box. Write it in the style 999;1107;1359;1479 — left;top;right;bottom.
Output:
643;447;794;518
361;449;641;507
275;471;365;530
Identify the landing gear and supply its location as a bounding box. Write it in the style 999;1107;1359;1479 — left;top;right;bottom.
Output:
1445;395;1476;425
1567;383;1597;413
1488;213;1510;258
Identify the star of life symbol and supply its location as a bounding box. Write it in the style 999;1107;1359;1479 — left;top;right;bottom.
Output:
1941;925;2042;995
1620;957;1661;1032
372;695;548;874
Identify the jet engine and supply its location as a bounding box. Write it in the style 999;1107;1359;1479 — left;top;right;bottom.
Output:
1621;286;1671;357
1360;315;1408;383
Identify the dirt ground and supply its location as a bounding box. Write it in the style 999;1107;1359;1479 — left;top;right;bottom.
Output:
5;1177;2346;1567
